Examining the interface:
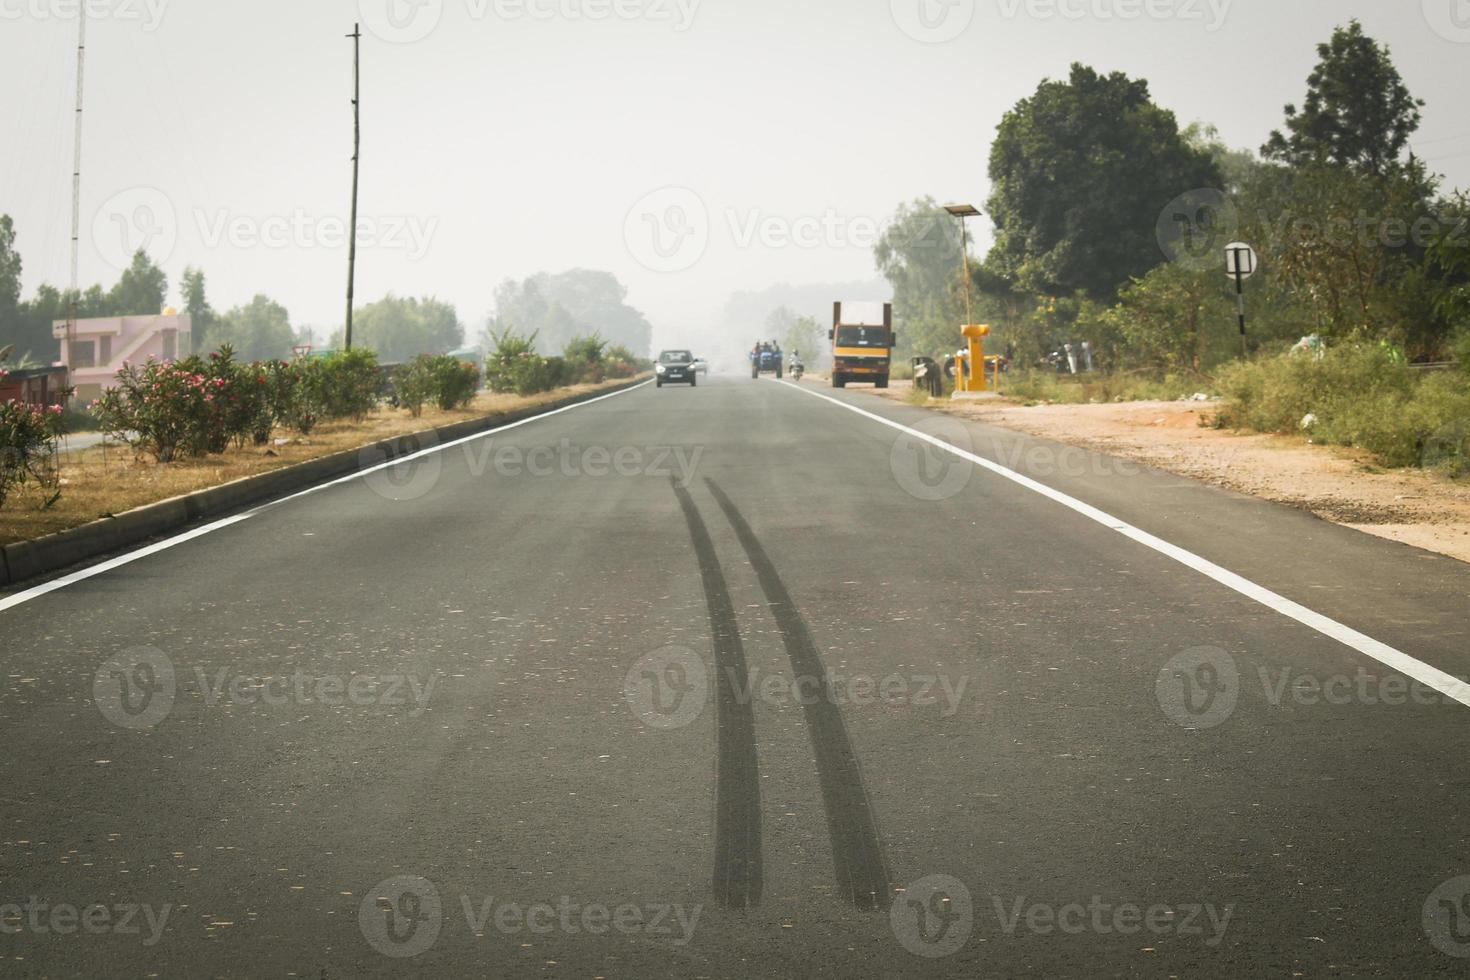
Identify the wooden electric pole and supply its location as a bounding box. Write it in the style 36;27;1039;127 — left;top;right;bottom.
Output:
344;23;361;351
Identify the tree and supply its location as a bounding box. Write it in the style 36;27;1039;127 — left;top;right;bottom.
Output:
180;267;217;339
490;270;652;356
204;295;294;362
873;197;966;358
1262;20;1423;177
0;215;26;359
985;64;1221;301
781;314;825;367
0;215;20;321
107;249;168;316
1103;264;1234;372
347;295;463;363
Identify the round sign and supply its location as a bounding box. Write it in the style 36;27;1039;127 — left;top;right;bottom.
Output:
1225;242;1258;280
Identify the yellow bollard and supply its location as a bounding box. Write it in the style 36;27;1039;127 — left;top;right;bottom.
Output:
959;325;990;392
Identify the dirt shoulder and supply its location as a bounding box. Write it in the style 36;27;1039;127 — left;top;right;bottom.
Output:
3;379;644;546
864;380;1470;565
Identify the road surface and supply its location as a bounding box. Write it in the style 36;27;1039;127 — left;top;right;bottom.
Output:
3;374;1470;977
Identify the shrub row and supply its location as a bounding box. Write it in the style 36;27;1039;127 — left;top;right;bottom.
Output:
1214;345;1470;473
483;330;645;396
91;347;481;462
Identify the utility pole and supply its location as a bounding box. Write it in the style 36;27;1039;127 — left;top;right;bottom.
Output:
66;7;88;355
344;23;362;351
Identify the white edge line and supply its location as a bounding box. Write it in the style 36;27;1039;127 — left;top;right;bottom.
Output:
778;379;1470;710
0;382;652;613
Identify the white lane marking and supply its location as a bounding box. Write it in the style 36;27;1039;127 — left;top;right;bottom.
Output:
779;380;1470;710
0;382;652;613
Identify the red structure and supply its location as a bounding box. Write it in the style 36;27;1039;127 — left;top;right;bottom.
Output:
0;366;71;409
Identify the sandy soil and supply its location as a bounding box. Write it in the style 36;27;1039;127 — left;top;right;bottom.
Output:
867;381;1470;565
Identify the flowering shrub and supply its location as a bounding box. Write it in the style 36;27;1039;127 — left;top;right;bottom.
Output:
1;390;66;509
93;359;219;462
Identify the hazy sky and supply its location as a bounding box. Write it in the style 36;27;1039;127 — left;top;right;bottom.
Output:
3;0;1468;351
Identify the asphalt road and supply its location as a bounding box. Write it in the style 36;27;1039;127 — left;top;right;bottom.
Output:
3;373;1470;978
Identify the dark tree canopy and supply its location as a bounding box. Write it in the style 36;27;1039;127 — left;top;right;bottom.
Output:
107;249;169;317
1262;20;1422;176
985;64;1220;301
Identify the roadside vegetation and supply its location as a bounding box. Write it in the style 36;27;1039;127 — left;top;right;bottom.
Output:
857;20;1468;474
0;333;648;542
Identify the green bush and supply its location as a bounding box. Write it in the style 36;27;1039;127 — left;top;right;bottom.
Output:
1215;346;1470;471
432;357;480;410
1004;370;1201;405
312;349;380;421
396;354;481;416
486;329;560;396
1453;327;1470;377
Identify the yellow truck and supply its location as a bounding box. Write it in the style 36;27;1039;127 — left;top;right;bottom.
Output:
829;301;895;389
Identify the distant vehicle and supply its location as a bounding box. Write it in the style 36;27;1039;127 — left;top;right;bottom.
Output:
829;301;895;389
750;342;784;379
656;350;697;387
789;355;804;381
692;356;709;375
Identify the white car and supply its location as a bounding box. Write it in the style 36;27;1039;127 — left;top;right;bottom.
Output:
692;357;709;375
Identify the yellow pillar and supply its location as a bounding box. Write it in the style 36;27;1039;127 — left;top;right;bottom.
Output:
960;324;990;393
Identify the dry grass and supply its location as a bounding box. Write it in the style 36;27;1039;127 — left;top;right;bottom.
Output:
2;379;644;545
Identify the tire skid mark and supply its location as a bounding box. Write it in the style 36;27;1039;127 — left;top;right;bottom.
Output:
673;481;764;910
704;478;892;910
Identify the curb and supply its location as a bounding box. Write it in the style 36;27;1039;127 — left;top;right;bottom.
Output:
0;379;647;590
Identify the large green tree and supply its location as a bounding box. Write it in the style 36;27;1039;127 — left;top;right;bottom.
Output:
0;215;23;359
1262;20;1422;177
180;266;217;339
873;197;967;358
107;249;168;316
985;64;1220;301
203;294;294;362
491;270;652;356
347;295;463;363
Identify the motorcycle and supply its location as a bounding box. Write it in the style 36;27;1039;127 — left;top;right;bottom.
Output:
790;359;804;381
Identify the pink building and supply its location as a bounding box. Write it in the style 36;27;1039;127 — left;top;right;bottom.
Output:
53;312;193;404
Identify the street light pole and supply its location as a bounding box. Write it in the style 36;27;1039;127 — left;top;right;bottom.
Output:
943;204;982;391
943;204;981;328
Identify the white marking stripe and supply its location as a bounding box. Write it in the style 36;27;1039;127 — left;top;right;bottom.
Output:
781;380;1470;710
0;382;651;613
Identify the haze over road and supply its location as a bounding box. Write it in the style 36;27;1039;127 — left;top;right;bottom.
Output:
4;375;1470;977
